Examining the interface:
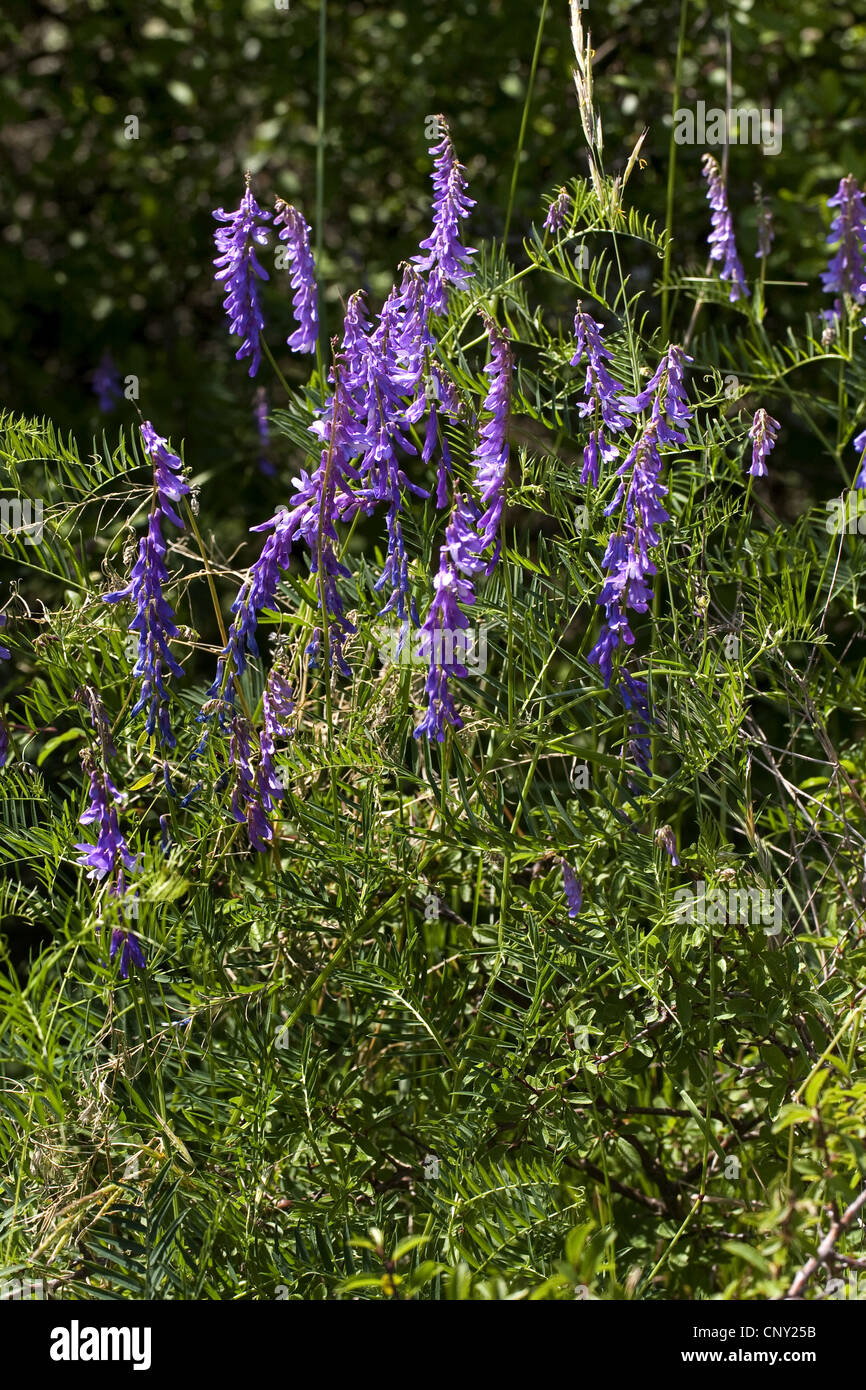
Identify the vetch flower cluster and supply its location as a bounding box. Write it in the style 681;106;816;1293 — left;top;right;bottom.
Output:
413;117;476;316
747;409;780;478
571;305;629;486
213;179;272;378
274;197;318;355
701;154;749;303
820;175;866;305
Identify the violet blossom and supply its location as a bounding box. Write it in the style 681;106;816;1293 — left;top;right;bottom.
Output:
571;305;629;485
413;117;476;315
820;175;866;303
75;756;140;883
413;540;477;743
560;859;583;918
545;188;571;234
747;409;780;478
274;197;318;354
701;154;749;303
213;179;271;378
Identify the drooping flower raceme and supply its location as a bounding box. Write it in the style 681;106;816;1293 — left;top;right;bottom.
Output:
274;198;318;354
545;188;571;233
110;928;146;980
571;306;629;485
463;316;513;570
413;540;477;743
701;154;749;303
213;180;271;378
820;175;866;304
854;427;866;490
589;345;692;688
229;717;272;853
747;409;780;478
104;423;190;748
413;118;476;315
75;759;140;884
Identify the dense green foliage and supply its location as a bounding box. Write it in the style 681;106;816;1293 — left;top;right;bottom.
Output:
1;0;866;1302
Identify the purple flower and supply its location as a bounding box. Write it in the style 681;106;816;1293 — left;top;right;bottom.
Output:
274;198;318;354
413;117;476;315
820;175;866;302
228;717;271;851
413;540;476;743
213;179;271;377
139;422;190;530
110;927;146;979
747;409;780;478
104;423;189;748
619;343;693;444
257;668;294;809
0;613;9;663
656;825;680;867
854;427;866;489
93;352;123;412
701;154;749;303
571;306;629;484
560;859;583;918
75;760;140;883
588;418;670;687
545;188;571;234
460;317;512;570
0;722;8;769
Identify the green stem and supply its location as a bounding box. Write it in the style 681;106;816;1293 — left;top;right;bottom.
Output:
661;0;689;341
502;0;549;249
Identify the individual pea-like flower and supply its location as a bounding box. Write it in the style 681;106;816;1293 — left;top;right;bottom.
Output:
75;755;140;883
413;117;476;315
93;352;123;412
701;154;749;303
544;187;571;233
747;408;780;478
413;539;477;743
110;927;146;979
655;824;680;867
560;859;583;918
274;197;318;354
213;178;271;377
820;175;866;303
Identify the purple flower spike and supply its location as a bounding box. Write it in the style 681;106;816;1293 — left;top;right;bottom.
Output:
545;188;571;234
560;859;583;918
701;154;749;303
104;423;189;749
413;117;476;315
110;927;146;979
413;541;476;743
274;198;318;354
571;306;629;483
747;409;780;478
75;762;140;883
213;179;271;377
463;317;512;570
821;175;866;303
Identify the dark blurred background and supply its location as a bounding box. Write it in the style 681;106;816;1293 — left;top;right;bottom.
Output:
0;0;863;520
